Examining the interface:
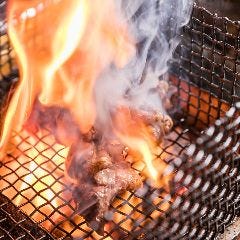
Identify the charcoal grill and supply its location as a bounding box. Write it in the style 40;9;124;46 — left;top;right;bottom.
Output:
0;1;240;239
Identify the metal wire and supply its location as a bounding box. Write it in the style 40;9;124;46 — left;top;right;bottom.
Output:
0;192;54;240
0;2;240;240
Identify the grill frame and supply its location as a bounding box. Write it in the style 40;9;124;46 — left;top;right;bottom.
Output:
0;1;240;240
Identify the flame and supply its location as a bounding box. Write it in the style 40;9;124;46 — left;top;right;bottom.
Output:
0;0;180;237
113;107;169;185
3;0;165;183
0;129;174;238
2;0;134;151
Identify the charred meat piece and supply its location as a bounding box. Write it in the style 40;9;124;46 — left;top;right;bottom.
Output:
90;149;112;174
117;107;173;143
95;162;142;191
24;99;97;145
65;142;102;226
112;106;173;145
65;141;96;180
67;140;142;234
92;164;142;220
158;79;176;110
132;109;173;135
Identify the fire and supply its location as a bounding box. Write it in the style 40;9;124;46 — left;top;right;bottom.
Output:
2;0;134;149
113;107;169;183
2;0;167;183
0;1;177;237
0;129;174;238
0;129;71;231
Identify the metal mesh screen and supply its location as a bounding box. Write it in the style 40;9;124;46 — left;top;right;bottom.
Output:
0;192;54;240
0;2;240;240
171;2;240;105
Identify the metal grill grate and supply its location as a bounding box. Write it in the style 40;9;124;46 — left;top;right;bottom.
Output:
171;2;240;105
0;192;54;240
0;125;192;239
0;1;240;240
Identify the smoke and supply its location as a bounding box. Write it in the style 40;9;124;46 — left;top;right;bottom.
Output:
4;0;194;228
94;0;193;129
2;0;193;152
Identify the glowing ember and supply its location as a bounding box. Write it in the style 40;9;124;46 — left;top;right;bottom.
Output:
0;129;71;231
0;128;177;239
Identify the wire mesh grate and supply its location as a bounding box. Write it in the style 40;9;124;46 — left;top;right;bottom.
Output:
0;1;240;240
1;125;191;239
0;192;54;240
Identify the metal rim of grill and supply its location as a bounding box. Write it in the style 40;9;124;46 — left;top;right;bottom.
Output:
0;1;240;240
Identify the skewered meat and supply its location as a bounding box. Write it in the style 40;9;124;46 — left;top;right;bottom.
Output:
67;140;142;234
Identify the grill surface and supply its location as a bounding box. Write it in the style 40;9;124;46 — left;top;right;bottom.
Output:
0;1;240;240
0;192;54;240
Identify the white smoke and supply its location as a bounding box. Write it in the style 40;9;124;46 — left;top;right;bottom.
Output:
94;0;193;128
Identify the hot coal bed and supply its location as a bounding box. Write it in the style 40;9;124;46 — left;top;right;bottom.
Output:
0;1;240;240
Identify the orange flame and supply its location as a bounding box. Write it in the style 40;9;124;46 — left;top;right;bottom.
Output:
3;0;170;186
113;107;171;186
2;0;134;149
0;1;177;237
113;107;159;180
